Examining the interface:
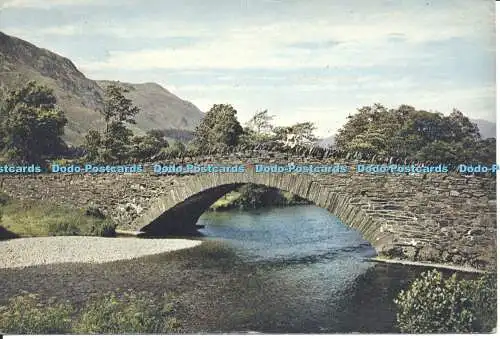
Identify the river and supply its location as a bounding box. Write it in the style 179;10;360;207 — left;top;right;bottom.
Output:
195;205;457;333
0;205;475;334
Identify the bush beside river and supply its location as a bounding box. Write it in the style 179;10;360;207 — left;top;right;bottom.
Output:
210;184;310;211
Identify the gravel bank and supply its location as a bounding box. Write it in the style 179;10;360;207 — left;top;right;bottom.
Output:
0;236;202;269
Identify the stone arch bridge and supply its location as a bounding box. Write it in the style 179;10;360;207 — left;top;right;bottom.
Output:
0;160;496;271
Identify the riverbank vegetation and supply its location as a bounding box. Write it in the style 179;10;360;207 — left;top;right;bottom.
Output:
0;290;181;334
0;192;115;238
395;269;496;333
210;184;310;211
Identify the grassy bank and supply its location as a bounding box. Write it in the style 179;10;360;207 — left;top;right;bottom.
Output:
0;192;116;238
0;290;181;334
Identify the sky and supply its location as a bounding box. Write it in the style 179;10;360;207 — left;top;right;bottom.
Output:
0;0;496;137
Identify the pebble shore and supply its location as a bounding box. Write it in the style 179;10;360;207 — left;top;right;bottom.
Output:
0;236;202;269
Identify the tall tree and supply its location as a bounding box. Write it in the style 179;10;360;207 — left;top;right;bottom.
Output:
192;104;243;152
0;81;67;163
85;83;139;162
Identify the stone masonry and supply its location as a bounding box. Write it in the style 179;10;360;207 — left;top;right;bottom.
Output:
0;156;496;271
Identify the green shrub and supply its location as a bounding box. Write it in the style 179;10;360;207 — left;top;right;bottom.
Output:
0;292;73;334
74;290;181;334
466;274;497;332
88;219;116;237
394;270;496;333
47;220;81;236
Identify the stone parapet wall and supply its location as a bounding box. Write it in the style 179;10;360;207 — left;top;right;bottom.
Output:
0;160;496;271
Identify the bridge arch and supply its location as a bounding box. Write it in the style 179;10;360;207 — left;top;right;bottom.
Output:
133;172;395;256
0;163;495;269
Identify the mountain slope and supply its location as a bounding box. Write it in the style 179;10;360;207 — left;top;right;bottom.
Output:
0;31;104;144
0;31;203;145
472;118;496;139
97;81;202;133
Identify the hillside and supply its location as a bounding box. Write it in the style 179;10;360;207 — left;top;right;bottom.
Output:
97;81;203;134
472;118;496;139
0;31;203;145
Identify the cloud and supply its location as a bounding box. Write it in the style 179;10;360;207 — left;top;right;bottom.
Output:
0;0;112;9
71;2;492;72
79;30;430;71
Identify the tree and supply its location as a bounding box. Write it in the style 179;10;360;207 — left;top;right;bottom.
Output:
0;81;67;163
83;129;102;161
146;129;168;146
394;270;496;333
272;121;318;146
163;140;186;158
335;103;489;163
192;104;243;153
246;110;274;134
128;130;169;161
84;83;139;162
473;138;496;164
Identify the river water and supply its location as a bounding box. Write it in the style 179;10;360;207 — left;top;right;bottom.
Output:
194;205;444;333
0;205;476;334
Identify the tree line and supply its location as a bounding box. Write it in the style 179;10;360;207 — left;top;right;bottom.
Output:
0;80;495;165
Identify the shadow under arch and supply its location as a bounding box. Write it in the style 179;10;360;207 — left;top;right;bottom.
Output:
140;183;244;236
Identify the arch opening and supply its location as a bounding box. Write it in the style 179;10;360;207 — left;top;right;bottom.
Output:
137;178;387;258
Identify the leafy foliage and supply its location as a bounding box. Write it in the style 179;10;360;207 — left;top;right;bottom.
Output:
0;81;68;163
272;121;318;145
83;83;139;162
246;110;275;135
83;129;102;161
336;104;494;163
234;184;308;210
394;270;496;333
191;104;243;152
162;139;186;158
129;130;169;161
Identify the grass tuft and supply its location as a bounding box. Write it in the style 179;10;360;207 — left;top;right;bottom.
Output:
0;195;116;237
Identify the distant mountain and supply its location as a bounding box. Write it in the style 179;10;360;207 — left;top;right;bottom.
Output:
472;118;496;139
316;135;336;148
97;81;203;134
0;31;203;145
